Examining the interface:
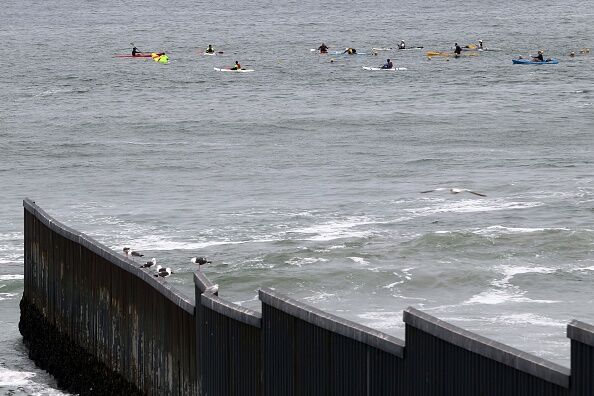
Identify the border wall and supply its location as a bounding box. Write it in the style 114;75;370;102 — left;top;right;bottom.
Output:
20;199;594;395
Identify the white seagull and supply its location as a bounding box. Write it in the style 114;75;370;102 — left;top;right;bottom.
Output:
420;187;486;197
155;267;171;278
141;258;156;268
191;257;211;271
205;284;219;294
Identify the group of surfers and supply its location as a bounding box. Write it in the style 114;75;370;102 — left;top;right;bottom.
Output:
131;40;590;69
132;44;244;69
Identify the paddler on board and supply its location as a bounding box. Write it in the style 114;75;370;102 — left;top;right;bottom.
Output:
532;50;544;62
318;43;329;54
398;40;406;49
231;61;242;70
380;58;393;69
205;44;215;54
132;46;142;56
343;47;357;55
454;43;462;57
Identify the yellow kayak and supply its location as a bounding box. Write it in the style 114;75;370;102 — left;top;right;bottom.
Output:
426;51;479;57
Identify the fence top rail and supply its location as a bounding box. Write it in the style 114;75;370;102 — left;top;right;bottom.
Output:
259;288;404;357
567;320;594;347
201;292;261;328
194;271;215;293
403;307;570;388
23;198;195;315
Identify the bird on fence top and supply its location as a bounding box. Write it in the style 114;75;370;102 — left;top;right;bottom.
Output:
123;247;130;255
155;267;171;278
420;187;487;197
205;284;219;294
141;258;156;268
191;257;211;270
131;250;144;257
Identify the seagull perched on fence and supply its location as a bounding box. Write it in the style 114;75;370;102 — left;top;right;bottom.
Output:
191;257;211;271
420;187;486;197
155;267;171;278
131;250;144;257
123;247;131;255
205;284;219;294
141;258;156;268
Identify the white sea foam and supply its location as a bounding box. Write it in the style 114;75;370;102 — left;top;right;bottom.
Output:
464;265;559;305
491;313;566;328
0;293;19;301
302;292;336;302
0;367;66;394
472;225;570;237
290;217;376;241
284;257;328;267
348;257;369;265
0;275;24;280
406;200;543;217
111;235;276;252
0;367;36;386
383;268;414;289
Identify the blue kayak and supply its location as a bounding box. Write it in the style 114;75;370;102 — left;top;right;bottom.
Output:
512;58;559;65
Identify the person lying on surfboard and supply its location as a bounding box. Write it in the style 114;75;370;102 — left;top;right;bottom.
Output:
343;47;357;55
380;59;393;69
231;61;241;70
318;43;329;53
205;45;215;54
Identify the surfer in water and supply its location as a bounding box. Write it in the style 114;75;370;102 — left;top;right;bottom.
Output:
318;43;329;53
343;47;357;55
231;61;241;70
381;58;393;69
398;40;406;49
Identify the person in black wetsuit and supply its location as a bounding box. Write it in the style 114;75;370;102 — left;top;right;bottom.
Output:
381;59;393;69
132;46;141;56
532;50;544;62
318;43;329;53
398;40;406;49
343;47;357;54
454;43;462;56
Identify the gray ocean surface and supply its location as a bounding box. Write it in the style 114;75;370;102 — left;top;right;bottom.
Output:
2;0;594;393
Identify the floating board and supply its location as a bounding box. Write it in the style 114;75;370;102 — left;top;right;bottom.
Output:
512;59;559;65
214;67;254;72
372;46;423;51
330;51;368;55
362;66;407;71
426;51;478;57
113;54;153;58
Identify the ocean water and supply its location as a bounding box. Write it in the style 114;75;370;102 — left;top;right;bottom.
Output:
2;0;594;392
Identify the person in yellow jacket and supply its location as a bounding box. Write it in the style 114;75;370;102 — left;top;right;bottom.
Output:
151;52;169;64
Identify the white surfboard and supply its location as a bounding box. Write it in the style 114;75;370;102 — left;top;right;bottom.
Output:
214;67;254;73
362;66;407;71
